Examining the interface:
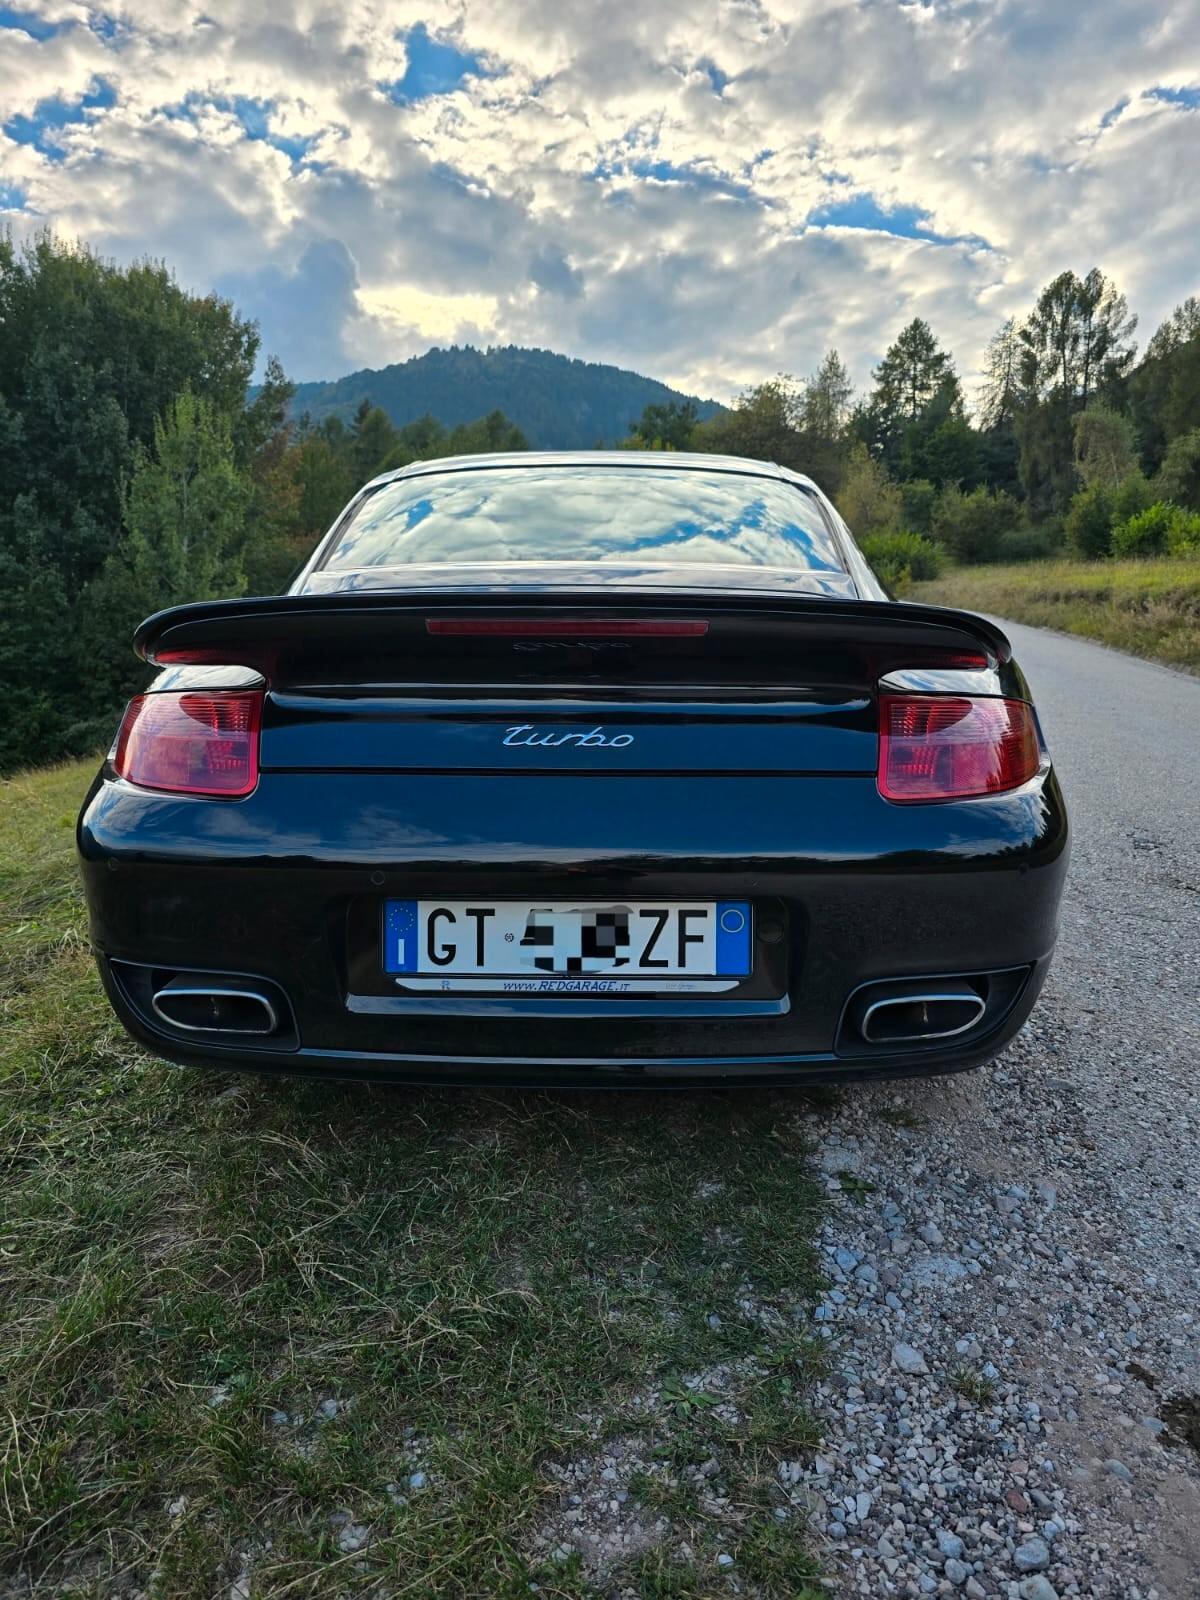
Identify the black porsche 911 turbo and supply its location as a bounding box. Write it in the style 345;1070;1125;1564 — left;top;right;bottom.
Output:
78;451;1068;1088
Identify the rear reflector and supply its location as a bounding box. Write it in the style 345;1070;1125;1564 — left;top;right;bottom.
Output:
425;618;709;638
114;691;262;797
878;695;1040;802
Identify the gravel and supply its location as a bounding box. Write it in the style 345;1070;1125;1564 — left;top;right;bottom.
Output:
797;627;1200;1599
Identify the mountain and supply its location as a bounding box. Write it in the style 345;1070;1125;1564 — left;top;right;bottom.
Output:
285;344;724;449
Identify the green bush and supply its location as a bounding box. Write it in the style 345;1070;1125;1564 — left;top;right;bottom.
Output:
931;485;1019;564
860;530;945;588
1109;501;1200;557
1064;482;1115;557
995;525;1059;563
1111;471;1154;524
1166;507;1200;555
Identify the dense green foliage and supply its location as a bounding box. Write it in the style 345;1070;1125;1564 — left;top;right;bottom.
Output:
0;234;529;774
626;270;1199;582
284;344;721;449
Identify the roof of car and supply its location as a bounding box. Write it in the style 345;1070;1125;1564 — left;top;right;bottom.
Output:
367;450;821;494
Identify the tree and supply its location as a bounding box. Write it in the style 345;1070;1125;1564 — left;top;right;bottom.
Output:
1130;298;1200;471
976;318;1023;497
1073;405;1138;489
79;394;252;711
0;230;261;770
978;320;1024;431
624;400;699;450
447;408;528;455
350;400;398;482
693;378;805;470
796;350;854;492
859;319;961;475
835;442;902;537
1016;269;1137;514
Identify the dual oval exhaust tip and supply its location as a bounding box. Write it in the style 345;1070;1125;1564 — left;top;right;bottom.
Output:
151;976;278;1036
855;980;987;1045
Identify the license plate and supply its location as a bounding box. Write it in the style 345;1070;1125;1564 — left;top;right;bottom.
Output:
383;899;752;993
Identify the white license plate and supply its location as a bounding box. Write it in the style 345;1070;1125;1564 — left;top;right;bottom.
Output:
383;899;752;993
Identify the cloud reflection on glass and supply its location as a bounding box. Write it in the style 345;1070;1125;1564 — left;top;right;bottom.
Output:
321;466;844;575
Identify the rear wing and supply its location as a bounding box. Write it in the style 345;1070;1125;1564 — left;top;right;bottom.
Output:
134;590;1013;681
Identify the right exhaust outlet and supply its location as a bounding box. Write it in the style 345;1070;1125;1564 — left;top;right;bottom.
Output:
857;980;987;1044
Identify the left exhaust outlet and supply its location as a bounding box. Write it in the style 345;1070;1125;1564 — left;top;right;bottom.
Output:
151;977;278;1035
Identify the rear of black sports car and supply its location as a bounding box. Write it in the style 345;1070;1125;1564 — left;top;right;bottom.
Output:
77;452;1068;1087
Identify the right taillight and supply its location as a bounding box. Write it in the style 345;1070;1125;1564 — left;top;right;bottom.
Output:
114;691;262;797
878;694;1040;803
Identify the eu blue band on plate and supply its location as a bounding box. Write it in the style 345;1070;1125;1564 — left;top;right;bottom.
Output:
384;899;419;972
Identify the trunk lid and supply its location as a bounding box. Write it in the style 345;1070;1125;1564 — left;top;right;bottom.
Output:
135;588;1010;777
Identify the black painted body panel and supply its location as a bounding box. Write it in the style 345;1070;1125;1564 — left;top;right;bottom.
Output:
79;453;1069;1087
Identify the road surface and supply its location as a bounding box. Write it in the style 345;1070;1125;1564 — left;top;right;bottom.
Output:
802;621;1200;1598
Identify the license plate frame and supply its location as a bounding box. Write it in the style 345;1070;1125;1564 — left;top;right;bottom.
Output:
382;898;753;994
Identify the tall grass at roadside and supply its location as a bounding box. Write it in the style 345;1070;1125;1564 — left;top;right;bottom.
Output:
913;555;1200;672
0;761;827;1599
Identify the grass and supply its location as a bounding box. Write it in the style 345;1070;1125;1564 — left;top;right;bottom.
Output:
0;761;829;1599
912;553;1200;673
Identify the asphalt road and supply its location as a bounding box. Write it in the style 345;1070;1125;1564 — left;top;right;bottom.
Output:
800;621;1200;1598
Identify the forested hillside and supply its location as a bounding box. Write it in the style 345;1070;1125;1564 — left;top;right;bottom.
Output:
285;345;723;448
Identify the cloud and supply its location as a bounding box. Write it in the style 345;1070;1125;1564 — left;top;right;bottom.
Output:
0;0;1197;400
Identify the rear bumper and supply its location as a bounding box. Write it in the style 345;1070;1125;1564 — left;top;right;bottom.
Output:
78;766;1068;1086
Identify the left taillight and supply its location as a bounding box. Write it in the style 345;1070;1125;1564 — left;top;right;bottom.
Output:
113;691;262;797
878;694;1040;803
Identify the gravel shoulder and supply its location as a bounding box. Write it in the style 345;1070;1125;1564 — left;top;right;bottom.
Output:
799;621;1200;1599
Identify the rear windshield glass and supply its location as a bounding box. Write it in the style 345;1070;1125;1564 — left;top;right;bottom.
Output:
321;466;844;573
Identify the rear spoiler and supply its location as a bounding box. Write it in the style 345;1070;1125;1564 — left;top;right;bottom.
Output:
134;590;1013;678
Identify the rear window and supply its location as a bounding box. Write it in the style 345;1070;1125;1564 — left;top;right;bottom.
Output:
321;465;844;573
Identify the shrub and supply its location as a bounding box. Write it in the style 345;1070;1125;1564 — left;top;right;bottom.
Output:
931;485;1019;564
860;530;945;588
995;525;1059;563
1111;471;1155;525
1064;482;1115;557
1110;501;1190;558
1167;512;1200;554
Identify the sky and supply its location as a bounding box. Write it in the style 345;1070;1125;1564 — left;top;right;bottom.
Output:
1;1;1198;404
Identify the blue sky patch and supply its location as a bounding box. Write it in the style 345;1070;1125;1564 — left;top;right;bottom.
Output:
383;23;487;103
0;180;27;210
4;79;116;160
0;6;59;39
1146;84;1200;108
807;191;985;249
699;60;729;94
163;95;316;162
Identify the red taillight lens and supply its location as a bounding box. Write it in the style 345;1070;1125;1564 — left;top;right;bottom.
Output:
114;692;262;797
878;695;1040;803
